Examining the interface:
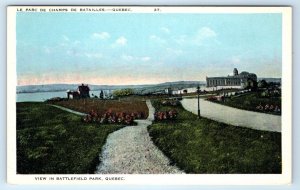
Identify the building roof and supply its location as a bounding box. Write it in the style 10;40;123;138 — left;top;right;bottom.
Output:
207;70;257;79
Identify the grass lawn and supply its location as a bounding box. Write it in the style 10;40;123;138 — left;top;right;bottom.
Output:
148;100;281;174
214;91;281;115
17;102;124;174
51;98;149;118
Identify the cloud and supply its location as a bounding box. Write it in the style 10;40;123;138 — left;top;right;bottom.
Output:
149;35;157;40
43;46;52;54
121;54;134;61
60;38;70;47
85;53;103;58
174;35;187;45
141;57;151;62
92;32;111;40
66;49;81;56
111;36;128;48
66;49;103;59
195;27;217;45
197;27;217;39
149;35;166;44
73;40;81;45
160;27;170;34
121;54;151;62
59;36;81;47
166;48;184;56
231;56;241;64
62;35;69;41
172;27;218;47
115;36;127;46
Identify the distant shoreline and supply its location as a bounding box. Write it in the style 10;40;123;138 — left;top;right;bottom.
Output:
17;90;67;94
17;81;207;94
16;78;280;94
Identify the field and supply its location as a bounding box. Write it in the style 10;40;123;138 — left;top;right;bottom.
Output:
17;96;282;174
17;102;124;174
148;100;282;174
213;91;281;115
51;98;149;118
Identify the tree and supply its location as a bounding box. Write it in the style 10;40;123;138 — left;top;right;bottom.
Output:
113;88;134;97
258;80;268;88
244;79;258;90
99;90;104;99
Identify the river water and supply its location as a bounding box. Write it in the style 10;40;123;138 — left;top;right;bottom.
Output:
17;90;105;102
181;98;281;132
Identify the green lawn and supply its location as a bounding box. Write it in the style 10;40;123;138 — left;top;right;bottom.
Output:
148;100;281;174
216;92;281;115
17;102;124;174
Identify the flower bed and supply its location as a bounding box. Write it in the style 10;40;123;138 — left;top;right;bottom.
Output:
52;99;149;119
255;104;281;114
154;110;178;121
82;109;145;125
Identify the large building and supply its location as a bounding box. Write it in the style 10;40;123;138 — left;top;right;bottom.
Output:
206;68;257;88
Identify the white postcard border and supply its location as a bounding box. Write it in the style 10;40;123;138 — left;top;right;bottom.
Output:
7;6;292;185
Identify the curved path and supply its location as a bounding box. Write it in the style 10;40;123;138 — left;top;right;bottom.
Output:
48;104;88;116
95;100;183;174
181;98;281;132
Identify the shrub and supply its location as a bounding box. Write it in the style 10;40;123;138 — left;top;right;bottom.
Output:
161;100;180;106
45;97;64;103
206;96;218;101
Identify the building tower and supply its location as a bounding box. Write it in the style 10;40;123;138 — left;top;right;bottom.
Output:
233;68;238;76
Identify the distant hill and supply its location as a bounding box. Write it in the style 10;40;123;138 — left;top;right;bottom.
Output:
134;81;206;94
17;81;206;94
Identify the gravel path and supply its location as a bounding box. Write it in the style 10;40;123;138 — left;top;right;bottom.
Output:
95;100;183;174
48;104;88;116
181;98;281;132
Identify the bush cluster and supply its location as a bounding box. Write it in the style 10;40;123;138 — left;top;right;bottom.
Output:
82;109;145;125
113;88;134;97
161;100;180;106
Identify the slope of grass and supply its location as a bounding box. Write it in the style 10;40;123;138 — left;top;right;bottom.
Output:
17;102;124;174
148;100;281;174
213;92;281;115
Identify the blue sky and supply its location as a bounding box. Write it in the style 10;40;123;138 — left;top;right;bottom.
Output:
16;13;282;85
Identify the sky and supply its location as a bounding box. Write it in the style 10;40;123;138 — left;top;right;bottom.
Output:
16;13;282;86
